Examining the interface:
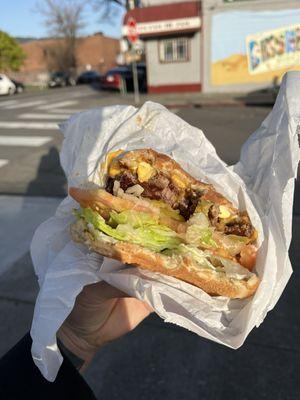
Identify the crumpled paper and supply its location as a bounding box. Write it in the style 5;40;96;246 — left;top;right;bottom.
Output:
30;72;300;382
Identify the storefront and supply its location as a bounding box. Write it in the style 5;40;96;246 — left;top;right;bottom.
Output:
123;1;202;93
123;0;300;93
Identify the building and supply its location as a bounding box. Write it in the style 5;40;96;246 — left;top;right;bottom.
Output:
12;33;120;85
123;0;202;93
123;0;300;93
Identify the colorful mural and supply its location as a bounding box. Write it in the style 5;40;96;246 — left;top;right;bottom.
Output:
211;9;300;86
247;24;300;74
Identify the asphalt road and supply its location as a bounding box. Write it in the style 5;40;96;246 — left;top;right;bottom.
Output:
0;86;271;196
0;87;299;400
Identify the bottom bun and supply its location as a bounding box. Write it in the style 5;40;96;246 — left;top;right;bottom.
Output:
70;220;259;299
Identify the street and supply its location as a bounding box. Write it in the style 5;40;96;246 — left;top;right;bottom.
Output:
0;86;299;399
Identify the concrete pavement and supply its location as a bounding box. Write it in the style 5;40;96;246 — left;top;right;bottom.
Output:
0;86;299;399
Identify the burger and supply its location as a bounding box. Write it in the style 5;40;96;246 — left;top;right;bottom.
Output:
69;149;259;299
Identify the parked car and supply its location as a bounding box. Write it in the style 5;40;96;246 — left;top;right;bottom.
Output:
76;70;101;84
10;79;25;94
0;74;16;95
48;71;76;88
101;64;147;93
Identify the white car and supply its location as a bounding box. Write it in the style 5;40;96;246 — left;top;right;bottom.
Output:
0;74;16;95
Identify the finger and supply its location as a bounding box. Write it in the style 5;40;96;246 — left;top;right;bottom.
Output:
79;281;154;312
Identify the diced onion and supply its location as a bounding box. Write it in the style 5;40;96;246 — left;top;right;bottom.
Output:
188;212;210;228
125;184;144;196
113;180;121;196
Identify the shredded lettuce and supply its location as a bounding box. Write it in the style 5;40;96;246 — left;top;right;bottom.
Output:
195;199;213;216
116;223;182;252
175;244;217;270
186;212;217;248
77;207;182;252
80;207;125;241
75;208;251;280
149;200;184;221
186;225;217;248
226;234;250;244
217;257;252;279
170;244;252;279
108;210;158;228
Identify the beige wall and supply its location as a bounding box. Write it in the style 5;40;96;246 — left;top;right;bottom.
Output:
146;31;201;87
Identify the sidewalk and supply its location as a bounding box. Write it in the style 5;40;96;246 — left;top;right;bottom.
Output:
121;88;277;108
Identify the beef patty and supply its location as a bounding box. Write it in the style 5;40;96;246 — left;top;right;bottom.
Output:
106;169;254;237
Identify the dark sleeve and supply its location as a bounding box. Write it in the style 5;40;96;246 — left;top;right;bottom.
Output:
0;332;97;400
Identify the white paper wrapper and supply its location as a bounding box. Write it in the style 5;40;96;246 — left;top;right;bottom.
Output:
30;72;300;382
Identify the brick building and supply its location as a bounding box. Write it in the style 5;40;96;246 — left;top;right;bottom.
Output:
13;33;120;84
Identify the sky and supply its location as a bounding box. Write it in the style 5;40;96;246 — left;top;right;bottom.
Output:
0;0;125;39
212;9;300;62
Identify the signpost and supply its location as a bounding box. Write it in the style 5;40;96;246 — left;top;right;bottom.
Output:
127;17;140;105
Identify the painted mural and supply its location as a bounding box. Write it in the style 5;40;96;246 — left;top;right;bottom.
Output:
211;9;300;86
247;24;300;74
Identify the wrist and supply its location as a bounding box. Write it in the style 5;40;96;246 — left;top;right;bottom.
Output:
57;336;86;372
57;325;97;373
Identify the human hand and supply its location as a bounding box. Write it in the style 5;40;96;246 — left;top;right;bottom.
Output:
57;281;152;371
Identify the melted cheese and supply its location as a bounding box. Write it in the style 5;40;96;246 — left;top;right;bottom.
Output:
137;162;156;182
108;160;121;177
171;172;188;189
102;149;124;177
218;205;231;219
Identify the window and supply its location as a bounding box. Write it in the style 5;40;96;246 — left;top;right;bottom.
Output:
159;38;189;63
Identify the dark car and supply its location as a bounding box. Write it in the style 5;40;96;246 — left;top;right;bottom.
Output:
48;72;76;88
10;79;25;94
101;64;147;93
76;70;101;84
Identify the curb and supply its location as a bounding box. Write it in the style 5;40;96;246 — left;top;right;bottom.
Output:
162;100;247;109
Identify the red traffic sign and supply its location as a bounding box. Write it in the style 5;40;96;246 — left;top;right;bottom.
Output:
127;17;139;44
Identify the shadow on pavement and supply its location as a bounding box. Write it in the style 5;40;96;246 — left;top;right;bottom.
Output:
235;85;279;107
25;146;67;197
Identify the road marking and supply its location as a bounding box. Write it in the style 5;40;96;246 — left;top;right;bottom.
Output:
0;159;8;168
4;100;47;109
38;100;78;110
48;108;83;114
0;136;52;147
0;100;19;107
18;113;70;120
0;121;58;130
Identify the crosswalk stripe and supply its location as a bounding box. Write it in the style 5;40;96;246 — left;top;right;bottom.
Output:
0;136;52;147
18;113;70;120
38;100;78;110
0;121;58;130
49;108;83;114
0;159;9;168
0;100;19;107
4;100;47;109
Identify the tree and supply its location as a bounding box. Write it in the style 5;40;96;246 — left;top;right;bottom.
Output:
36;0;87;72
0;31;26;72
37;0;141;72
91;0;141;19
